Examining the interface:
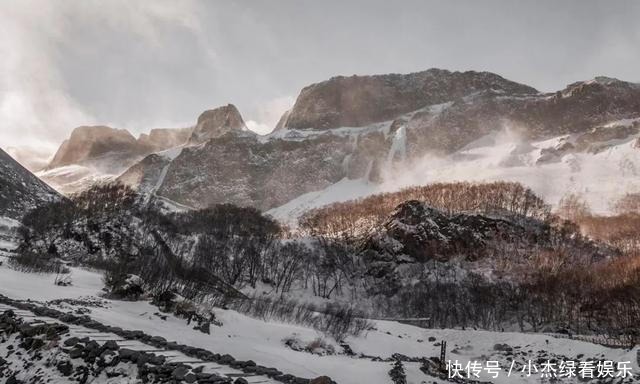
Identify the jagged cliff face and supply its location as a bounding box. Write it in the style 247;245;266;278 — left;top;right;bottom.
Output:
282;71;640;154
188;104;246;144
40;125;193;195
0;149;59;220
157;134;353;210
48;125;193;170
48;126;140;169
137;127;192;153
118;70;640;214
283;69;538;130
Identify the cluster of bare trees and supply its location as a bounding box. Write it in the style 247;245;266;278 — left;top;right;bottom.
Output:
186;204;281;288
613;193;640;214
16;180;640;342
556;193;592;222
365;252;640;342
559;192;640;257
229;295;372;339
300;181;550;237
15;183;142;271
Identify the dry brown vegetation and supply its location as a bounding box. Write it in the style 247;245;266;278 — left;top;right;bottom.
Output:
300;181;550;237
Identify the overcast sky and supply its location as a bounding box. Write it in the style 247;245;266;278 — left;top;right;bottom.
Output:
1;0;639;155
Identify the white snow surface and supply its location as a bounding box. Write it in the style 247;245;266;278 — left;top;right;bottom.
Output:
0;216;20;251
266;178;377;226
0;216;20;229
382;131;640;214
37;163;118;195
269;127;640;225
1;260;638;384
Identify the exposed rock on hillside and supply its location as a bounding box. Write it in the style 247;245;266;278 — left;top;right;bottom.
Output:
138;127;192;152
116;70;640;214
188;104;247;144
359;200;613;292
48;126;139;169
157;134;354;210
282;69;538;130
0;148;59;220
361;200;547;264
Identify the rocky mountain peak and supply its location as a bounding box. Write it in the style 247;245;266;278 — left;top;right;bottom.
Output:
189;104;248;144
48;126;139;169
280;68;538;130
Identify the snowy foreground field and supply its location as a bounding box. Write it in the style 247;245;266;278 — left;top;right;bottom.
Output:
0;259;638;384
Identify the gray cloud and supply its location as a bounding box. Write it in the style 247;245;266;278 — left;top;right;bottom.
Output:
1;0;639;153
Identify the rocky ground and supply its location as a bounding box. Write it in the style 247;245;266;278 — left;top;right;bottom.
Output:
0;298;334;384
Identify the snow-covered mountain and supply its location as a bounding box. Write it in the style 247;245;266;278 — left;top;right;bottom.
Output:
270;119;640;223
39;125;192;194
42;69;640;222
0;148;59;254
0;148;59;221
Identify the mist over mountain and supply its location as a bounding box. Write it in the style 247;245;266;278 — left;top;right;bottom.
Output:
69;69;638;218
29;69;640;220
3;4;640;384
35;125;192;195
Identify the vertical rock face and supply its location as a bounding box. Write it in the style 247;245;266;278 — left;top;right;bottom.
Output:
137;128;192;153
282;69;538;130
118;70;640;215
48;126;194;171
188;104;247;144
42;124;195;195
48;126;140;169
274;109;291;131
0;148;59;220
156;134;353;210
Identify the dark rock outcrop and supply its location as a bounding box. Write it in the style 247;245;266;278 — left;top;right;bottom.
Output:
359;200;614;291
361;200;548;264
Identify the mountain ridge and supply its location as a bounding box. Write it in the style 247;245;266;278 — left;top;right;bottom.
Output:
0;148;59;221
38;68;640;219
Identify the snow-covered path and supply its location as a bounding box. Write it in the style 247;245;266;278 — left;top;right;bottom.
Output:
0;302;277;383
1;259;639;384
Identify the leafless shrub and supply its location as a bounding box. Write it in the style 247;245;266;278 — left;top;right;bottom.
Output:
300;181;550;237
228;295;373;340
556;193;591;222
9;251;69;274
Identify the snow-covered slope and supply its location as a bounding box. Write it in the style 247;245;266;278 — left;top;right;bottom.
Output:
269;123;640;224
381;127;640;215
40;126;192;195
267;178;377;225
0;259;637;384
36;163;118;195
